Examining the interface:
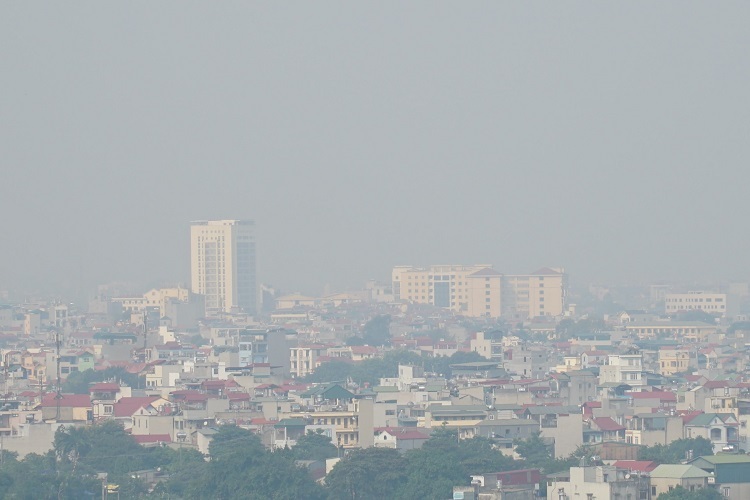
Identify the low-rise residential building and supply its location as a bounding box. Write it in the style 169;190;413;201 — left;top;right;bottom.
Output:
373;427;430;451
690;454;750;500
649;464;710;498
658;346;692;376
625;413;684;447
599;354;645;388
684;413;740;453
546;466;639;500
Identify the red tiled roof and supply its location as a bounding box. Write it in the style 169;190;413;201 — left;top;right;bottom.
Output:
592;417;625;432
495;469;543;486
89;383;120;392
202;380;226;388
125;363;147;374
513;379;542;386
183;393;209;403
375;427;430;440
626;391;677;402
478;379;511;386
531;267;563;275
113;397;161;417
613;460;658;472
250;417;276;425
41;394;91;408
255;384;277;390
350;346;379;355
468;268;502;277
702;380;730;389
680;411;704;424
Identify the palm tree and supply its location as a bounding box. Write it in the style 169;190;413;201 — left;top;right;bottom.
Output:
54;426;91;462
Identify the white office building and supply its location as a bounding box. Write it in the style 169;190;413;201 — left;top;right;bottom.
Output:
190;220;256;315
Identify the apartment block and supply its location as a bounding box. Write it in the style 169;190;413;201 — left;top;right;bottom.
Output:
391;265;566;319
190;219;256;315
290;344;328;378
599;354;645;387
665;291;727;316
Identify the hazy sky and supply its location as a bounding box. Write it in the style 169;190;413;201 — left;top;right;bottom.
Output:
2;3;750;297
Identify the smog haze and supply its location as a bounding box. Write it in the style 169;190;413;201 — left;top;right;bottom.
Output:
2;2;749;297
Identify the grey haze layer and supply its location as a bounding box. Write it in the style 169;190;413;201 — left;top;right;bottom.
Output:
1;2;749;296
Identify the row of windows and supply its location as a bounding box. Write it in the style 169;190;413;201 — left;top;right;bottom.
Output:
666;297;724;302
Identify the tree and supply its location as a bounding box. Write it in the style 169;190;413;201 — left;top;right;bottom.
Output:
208;424;265;461
427;351;487;378
54;425;92;462
638;437;713;464
62;367;143;394
326;447;407;500
657;485;723;500
728;321;750;335
555;318;606;340
292;430;338;461
304;360;354;384
420;329;451;342
514;433;592;475
50;420;206;498
361;315;392;346
345;336;366;346
174;426;325;500
394;429;517;500
674;310;718;325
515;432;554;469
304;349;423;386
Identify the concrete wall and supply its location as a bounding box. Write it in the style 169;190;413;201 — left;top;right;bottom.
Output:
541;413;583;458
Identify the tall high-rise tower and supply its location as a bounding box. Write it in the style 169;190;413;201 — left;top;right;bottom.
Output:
190;220;256;315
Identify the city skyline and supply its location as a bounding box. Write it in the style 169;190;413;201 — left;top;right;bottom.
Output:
3;3;750;297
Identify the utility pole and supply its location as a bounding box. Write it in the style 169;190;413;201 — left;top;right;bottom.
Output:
3;352;8;398
143;312;148;362
55;329;62;421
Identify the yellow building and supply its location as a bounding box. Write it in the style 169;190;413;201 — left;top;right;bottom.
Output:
392;264;494;314
665;291;727;316
658;347;691;376
392;265;566;319
625;322;718;341
113;287;191;317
